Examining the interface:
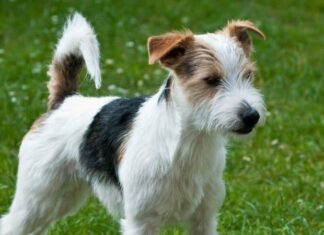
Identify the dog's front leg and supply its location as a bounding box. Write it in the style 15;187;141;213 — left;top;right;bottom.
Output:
188;178;225;235
121;218;160;235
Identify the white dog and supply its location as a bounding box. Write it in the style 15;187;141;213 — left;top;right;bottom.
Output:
0;13;265;235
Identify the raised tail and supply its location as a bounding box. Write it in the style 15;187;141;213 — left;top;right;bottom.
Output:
47;13;101;110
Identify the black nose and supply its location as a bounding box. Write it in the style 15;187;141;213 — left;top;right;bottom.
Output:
240;108;260;128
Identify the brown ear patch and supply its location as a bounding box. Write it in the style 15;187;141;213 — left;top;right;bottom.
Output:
147;31;194;65
222;20;265;56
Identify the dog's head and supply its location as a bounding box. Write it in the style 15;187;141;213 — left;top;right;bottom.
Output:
148;20;266;136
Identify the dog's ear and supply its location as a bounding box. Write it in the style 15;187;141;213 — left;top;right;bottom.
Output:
148;31;194;67
223;20;265;56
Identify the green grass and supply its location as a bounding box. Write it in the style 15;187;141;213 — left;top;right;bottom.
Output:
0;0;323;234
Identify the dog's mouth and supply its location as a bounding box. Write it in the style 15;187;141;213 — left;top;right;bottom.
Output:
232;126;254;134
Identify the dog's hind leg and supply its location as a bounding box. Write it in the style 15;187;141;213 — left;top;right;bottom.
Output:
0;162;89;235
0;137;90;235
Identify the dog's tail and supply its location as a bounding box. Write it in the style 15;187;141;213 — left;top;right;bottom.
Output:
47;13;101;110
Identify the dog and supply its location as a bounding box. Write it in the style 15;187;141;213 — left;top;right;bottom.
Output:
0;13;265;235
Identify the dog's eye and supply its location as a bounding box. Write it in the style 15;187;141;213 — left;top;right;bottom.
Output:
204;76;222;86
244;70;253;80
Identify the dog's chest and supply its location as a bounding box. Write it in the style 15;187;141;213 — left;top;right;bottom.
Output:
156;171;209;221
121;122;227;223
149;145;221;222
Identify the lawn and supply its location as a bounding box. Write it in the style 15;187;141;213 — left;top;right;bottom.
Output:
0;0;323;234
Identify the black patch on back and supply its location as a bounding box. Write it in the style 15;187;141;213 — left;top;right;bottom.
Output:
80;97;147;186
158;75;173;103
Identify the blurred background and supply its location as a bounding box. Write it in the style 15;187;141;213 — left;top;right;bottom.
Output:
0;0;323;234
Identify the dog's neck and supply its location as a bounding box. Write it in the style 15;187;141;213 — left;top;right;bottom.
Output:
139;78;227;164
